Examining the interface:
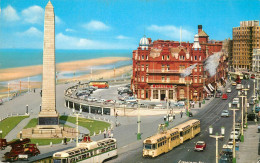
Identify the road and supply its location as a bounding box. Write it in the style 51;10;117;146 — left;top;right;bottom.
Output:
109;79;254;163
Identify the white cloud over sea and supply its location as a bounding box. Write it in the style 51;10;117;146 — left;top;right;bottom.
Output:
2;5;20;21
83;20;110;31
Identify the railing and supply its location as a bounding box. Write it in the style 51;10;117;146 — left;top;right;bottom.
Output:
147;69;185;73
147;80;192;84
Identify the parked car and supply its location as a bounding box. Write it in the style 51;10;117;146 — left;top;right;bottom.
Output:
87;97;97;102
125;97;137;103
251;74;255;79
227;88;232;93
229;131;240;141
221;110;229;117
232;98;239;105
232;82;237;86
222;93;228;100
154;104;165;109
96;99;106;103
0;99;3;105
247;113;258;121
236;84;242;90
253;106;260;113
215;93;221;98
194;141;206;151
219;152;232;163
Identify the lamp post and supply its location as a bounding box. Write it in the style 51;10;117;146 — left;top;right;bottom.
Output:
241;85;250;128
238;89;246;142
229;102;240;163
209;126;225;163
137;99;141;140
74;112;81;147
186;81;192;116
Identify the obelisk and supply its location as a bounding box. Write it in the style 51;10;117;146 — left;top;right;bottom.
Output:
38;0;59;125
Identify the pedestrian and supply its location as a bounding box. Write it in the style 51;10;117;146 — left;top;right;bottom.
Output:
64;137;67;145
116;112;118;118
103;130;106;138
110;132;114;138
34;88;35;93
180;111;183;118
169;101;171;107
107;130;111;138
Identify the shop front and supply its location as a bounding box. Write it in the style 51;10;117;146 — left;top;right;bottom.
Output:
150;84;177;102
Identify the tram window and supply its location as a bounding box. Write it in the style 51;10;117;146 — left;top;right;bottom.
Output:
180;132;183;136
152;144;156;149
144;144;152;149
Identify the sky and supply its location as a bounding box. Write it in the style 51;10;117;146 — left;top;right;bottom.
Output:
0;0;259;50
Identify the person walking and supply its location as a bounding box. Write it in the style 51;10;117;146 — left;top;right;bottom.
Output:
180;111;183;118
103;130;106;138
64;137;67;145
110;132;114;138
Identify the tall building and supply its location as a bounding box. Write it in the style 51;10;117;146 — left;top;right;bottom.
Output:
252;48;260;72
131;25;227;102
232;20;260;70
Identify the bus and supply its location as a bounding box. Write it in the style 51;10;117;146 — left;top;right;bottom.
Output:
89;81;109;89
53;138;117;163
143;119;200;157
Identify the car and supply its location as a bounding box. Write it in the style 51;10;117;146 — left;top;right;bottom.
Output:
215;93;222;98
125;97;137;103
97;99;106;103
229;131;240;141
227;88;232;93
87;97;97;102
247;113;258;121
219;153;232;163
232;82;237;86
249;99;255;105
251;74;255;79
236;84;242;90
232;98;239;105
177;101;185;107
154;104;164;109
222;141;233;150
194;141;206;151
221;110;229;117
222;93;228;100
0;99;3;105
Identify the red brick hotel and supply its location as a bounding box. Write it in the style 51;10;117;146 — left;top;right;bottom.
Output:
131;25;228;101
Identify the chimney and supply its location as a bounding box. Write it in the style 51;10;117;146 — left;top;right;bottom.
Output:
198;25;202;34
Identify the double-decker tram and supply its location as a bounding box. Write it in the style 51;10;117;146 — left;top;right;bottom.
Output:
53;138;117;163
143;119;200;157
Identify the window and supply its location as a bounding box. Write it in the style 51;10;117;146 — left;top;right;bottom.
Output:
167;65;170;71
179;89;185;99
162;64;165;71
141;65;144;71
141;76;144;82
167;55;170;60
199;65;202;72
142;55;144;60
169;90;174;99
146;55;148;60
162;76;165;82
167;76;170;82
194;66;197;72
162;55;165;60
146;76;148;82
153;90;158;99
194;77;197;83
194;56;197;60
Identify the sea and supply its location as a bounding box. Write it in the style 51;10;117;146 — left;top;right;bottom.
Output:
0;49;133;84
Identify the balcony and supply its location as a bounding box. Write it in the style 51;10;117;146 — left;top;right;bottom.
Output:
147;79;192;84
147;69;185;74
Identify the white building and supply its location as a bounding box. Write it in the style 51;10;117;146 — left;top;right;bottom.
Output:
252;49;260;72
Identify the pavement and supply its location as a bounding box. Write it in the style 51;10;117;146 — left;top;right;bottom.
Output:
237;122;260;163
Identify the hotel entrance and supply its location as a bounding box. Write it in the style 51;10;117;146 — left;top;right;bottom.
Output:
160;90;166;101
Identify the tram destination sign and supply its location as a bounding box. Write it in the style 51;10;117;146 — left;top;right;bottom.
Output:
151;84;175;89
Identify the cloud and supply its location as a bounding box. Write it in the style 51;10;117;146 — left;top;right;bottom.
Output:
116;35;130;40
65;28;76;32
55;16;63;24
83;20;110;31
2;5;20;21
147;25;193;41
16;27;43;38
21;5;44;24
56;33;135;49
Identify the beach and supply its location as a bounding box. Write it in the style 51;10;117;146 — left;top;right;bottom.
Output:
0;57;131;82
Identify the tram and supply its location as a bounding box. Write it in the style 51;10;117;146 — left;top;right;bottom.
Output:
53;138;117;163
143;119;200;157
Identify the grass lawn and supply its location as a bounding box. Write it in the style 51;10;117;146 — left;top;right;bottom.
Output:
30;138;64;146
60;116;110;136
0;116;29;138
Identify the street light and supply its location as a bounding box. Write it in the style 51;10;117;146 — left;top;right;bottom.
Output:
241;85;250;128
0;130;2;139
137;99;141;140
229;102;240;163
185;81;192;116
209;126;225;163
74;112;81;147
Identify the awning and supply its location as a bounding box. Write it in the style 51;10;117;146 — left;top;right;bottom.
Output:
208;84;214;92
203;86;211;94
209;83;215;91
